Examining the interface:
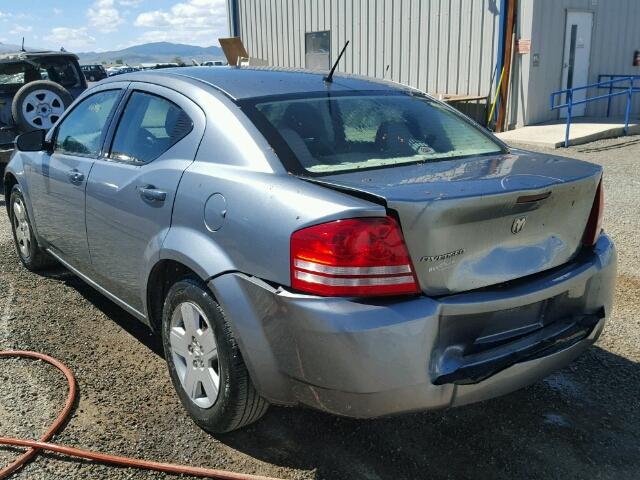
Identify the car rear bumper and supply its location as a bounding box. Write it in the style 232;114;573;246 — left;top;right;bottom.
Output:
209;233;616;418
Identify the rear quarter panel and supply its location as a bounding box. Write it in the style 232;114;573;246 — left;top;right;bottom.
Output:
162;87;386;286
167;165;385;286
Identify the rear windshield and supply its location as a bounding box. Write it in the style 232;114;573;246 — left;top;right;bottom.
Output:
243;92;504;175
0;57;82;91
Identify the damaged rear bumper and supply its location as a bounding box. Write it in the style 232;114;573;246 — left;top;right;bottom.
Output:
209;233;616;418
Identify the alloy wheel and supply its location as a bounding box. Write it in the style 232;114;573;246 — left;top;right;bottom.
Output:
21;89;65;130
12;197;32;259
169;301;220;408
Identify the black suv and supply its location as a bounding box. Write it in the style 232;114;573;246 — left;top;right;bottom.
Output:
1;51;87;165
81;64;108;82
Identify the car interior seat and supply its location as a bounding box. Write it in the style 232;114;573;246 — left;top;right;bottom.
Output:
374;120;415;156
282;103;332;156
23;67;42;85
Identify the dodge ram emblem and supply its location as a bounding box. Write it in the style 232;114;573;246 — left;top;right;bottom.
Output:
511;216;527;234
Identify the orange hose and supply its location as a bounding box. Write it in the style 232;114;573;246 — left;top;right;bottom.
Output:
0;351;282;480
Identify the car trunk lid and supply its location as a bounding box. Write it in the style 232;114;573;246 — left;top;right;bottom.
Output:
305;150;602;295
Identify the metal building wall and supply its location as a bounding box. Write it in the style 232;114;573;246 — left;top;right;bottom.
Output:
522;0;640;126
232;0;502;99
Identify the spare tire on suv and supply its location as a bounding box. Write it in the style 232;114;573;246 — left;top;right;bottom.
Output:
12;80;73;132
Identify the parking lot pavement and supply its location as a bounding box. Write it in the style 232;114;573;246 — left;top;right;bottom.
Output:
0;137;639;480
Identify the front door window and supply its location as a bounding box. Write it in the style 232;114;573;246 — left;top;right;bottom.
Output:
54;89;121;157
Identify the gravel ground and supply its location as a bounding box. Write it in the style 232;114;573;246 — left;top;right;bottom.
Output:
0;136;639;480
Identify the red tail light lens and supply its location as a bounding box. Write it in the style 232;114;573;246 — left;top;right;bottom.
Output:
582;180;604;246
290;217;420;297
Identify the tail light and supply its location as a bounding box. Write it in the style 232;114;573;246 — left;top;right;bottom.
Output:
582;179;604;246
290;216;420;297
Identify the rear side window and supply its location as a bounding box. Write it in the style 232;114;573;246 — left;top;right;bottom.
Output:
45;59;82;88
245;92;505;175
109;91;193;164
0;63;27;88
54;89;121;156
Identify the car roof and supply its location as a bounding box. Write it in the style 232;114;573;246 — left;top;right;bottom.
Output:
0;51;80;63
111;66;417;101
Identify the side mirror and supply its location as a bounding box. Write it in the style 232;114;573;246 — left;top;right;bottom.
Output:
15;129;48;152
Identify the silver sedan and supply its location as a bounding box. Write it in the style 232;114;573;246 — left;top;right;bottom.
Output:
3;67;616;432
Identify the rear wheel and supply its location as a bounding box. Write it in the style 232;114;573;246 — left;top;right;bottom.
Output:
9;185;56;270
162;277;269;433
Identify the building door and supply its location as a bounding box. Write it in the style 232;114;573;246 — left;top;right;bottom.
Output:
560;11;593;118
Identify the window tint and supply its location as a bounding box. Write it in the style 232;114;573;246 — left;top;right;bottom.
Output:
110;91;193;164
251;93;504;175
0;58;80;91
54;89;120;156
44;59;82;88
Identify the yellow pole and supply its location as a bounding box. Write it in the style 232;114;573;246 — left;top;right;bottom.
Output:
488;66;506;125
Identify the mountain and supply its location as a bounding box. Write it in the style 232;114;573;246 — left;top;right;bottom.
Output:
0;43;39;54
76;42;225;66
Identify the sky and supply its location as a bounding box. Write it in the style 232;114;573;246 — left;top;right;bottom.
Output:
0;0;229;52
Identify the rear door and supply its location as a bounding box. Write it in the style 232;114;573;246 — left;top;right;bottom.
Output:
85;83;205;312
27;85;125;268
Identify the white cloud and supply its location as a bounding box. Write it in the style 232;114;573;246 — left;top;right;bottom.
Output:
53;8;63;15
119;0;144;6
137;28;220;45
45;27;96;51
87;0;124;33
134;0;227;46
9;25;33;35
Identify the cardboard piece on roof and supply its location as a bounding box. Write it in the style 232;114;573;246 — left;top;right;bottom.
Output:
219;37;249;66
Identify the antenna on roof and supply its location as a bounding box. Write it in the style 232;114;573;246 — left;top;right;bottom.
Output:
324;41;349;83
20;37;25;52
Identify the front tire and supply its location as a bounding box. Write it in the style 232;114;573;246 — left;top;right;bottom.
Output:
162;277;269;433
9;185;56;271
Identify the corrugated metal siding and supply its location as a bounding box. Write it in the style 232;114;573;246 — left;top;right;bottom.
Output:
506;0;535;128
232;0;502;98
524;0;640;125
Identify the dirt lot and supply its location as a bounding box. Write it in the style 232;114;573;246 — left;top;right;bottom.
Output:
0;136;639;479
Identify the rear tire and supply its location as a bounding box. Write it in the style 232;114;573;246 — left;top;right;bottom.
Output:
9;185;56;271
162;277;269;433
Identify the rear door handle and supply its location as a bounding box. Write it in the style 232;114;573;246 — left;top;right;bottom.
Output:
68;169;84;184
138;185;167;202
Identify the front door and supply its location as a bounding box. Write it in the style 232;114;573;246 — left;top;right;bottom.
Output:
560;11;593;118
85;85;205;312
27;87;123;268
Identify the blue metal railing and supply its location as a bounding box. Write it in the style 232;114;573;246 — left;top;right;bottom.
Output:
598;74;640;117
550;76;639;147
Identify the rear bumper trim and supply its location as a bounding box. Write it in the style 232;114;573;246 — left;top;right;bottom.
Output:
433;310;604;385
